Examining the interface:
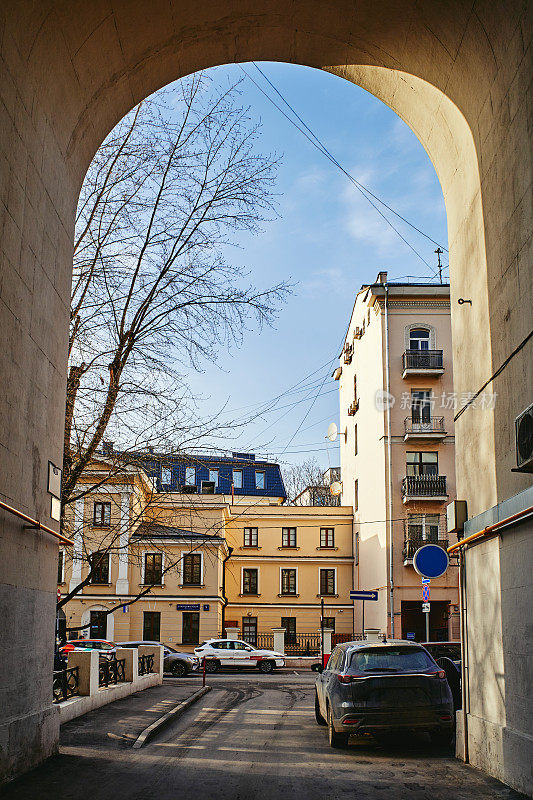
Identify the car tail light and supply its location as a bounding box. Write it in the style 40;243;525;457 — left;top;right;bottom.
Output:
440;714;452;721
431;669;446;679
343;718;361;725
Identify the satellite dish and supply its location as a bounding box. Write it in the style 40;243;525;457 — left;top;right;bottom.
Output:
330;481;342;496
327;422;338;442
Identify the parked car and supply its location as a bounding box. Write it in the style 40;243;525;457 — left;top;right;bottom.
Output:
194;638;285;673
315;640;454;748
115;640;198;677
60;639;116;659
421;641;461;665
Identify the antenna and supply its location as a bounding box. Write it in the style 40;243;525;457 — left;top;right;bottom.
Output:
435;247;444;284
326;422;347;443
330;481;343;496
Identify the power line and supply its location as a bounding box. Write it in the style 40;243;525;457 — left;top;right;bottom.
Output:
239;63;444;274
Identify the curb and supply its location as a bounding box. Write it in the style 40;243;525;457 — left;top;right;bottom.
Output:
132;685;211;749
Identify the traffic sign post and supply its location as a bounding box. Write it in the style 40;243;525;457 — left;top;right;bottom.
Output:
422;602;430;640
350;591;378;637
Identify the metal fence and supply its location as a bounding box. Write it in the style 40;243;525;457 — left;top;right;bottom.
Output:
285;633;321;656
52;666;79;703
256;633;274;650
99;657;126;687
402;475;447;498
138;653;155;675
403;349;444;370
404;416;446;435
332;632;364;646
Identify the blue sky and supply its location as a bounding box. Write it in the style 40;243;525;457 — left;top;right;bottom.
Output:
179;63;449;472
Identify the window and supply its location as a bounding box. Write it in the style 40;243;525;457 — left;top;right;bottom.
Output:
322;616;335;632
348;646;434;673
161;466;172;484
354;374;357;401
89;551;110;584
57;551;64;583
320;528;335;547
89;610;107;639
354;479;358;511
209;469;219;487
406;451;438;476
282;527;297;547
144;553;163;585
185;466;196;485
407;514;440;542
411;390;432;422
281;568;297;595
182;553;202;585
354;424;358;456
143;611;160;641
409;328;430;350
320;568;336;595
255;471;265;490
281;617;296;644
233;469;243;489
93;501;111;526
243;527;258;547
242;568;258;594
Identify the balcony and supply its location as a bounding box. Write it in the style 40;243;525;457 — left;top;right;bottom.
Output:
402;349;444;378
401;474;447;503
347;398;359;416
404;416;446;441
403;536;449;564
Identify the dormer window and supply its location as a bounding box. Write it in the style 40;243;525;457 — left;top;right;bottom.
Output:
409;328;430;350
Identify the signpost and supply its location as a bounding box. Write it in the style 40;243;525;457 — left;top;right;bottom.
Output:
413;545;449;642
350;590;378;636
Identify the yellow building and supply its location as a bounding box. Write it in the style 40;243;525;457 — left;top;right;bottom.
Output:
59;457;354;651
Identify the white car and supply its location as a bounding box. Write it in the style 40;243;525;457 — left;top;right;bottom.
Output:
194;638;285;673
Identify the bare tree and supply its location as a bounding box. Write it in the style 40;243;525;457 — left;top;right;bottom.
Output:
282;458;339;505
63;72;290;517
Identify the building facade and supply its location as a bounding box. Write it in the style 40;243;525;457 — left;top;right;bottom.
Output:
336;273;460;641
59;454;353;650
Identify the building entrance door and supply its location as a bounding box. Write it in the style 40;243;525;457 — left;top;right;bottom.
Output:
90;610;107;639
242;617;257;646
401;600;450;641
182;612;200;645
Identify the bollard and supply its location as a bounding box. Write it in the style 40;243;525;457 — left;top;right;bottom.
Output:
202;656;206;687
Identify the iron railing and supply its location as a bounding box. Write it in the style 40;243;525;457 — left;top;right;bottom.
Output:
332;633;364;646
99;657;126;687
285;633;321;656
52;666;79;703
256;633;274;649
403;536;449;561
138;654;155;675
403;350;444;371
402;475;447;498
404;416;446;436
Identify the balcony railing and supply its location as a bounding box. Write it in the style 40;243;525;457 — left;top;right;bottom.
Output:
403;536;449;562
404;416;446;437
402;350;444;372
402;474;447;499
52;666;80;703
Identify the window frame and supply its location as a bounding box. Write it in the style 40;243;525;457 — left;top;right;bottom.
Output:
319;567;336;596
233;469;243;489
242;567;259;595
406;451;439;476
282;527;297;548
320;528;335;548
181;552;203;586
208;469;219;487
243;527;258;547
89;550;110;584
161;466;172;485
93;501;111;527
143;552;163;586
185;466;196;486
280;567;298;595
409;327;431;350
255;471;266;490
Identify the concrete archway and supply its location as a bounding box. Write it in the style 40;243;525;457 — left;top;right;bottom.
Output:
0;0;531;787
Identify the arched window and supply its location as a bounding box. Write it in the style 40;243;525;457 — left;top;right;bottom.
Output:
409;328;430;350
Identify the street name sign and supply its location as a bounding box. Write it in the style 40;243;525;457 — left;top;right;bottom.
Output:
176;603;201;611
350;590;378;601
413;544;449;579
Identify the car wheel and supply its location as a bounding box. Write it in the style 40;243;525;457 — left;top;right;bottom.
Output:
327;704;349;748
204;659;219;674
171;661;187;678
315;691;327;726
258;660;274;674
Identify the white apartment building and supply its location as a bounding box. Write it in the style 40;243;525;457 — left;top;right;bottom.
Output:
336;272;460;641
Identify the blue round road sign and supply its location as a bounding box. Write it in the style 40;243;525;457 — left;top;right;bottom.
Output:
413;544;449;579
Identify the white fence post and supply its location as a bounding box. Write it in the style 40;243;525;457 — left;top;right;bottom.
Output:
115;648;137;683
67;650;99;696
225;627;239;641
322;628;334;658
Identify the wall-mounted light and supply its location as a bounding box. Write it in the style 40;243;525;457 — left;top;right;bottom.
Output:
457;298;472;306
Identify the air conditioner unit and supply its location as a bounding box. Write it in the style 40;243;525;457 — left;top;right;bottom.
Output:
354;327;362;339
515;402;533;472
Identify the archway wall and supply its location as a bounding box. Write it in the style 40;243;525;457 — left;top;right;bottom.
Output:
0;0;531;784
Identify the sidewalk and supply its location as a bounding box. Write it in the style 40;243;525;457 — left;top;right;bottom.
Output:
60;681;203;751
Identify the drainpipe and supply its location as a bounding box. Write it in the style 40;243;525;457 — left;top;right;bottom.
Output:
459;547;469;762
221;545;234;635
384;283;395;638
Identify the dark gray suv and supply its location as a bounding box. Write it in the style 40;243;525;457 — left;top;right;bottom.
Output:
315;640;454;748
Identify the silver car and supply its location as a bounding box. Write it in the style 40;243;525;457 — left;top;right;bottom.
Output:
116;640;199;677
315;640;454;747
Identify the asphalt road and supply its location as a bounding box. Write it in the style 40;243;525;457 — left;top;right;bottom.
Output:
1;672;525;800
